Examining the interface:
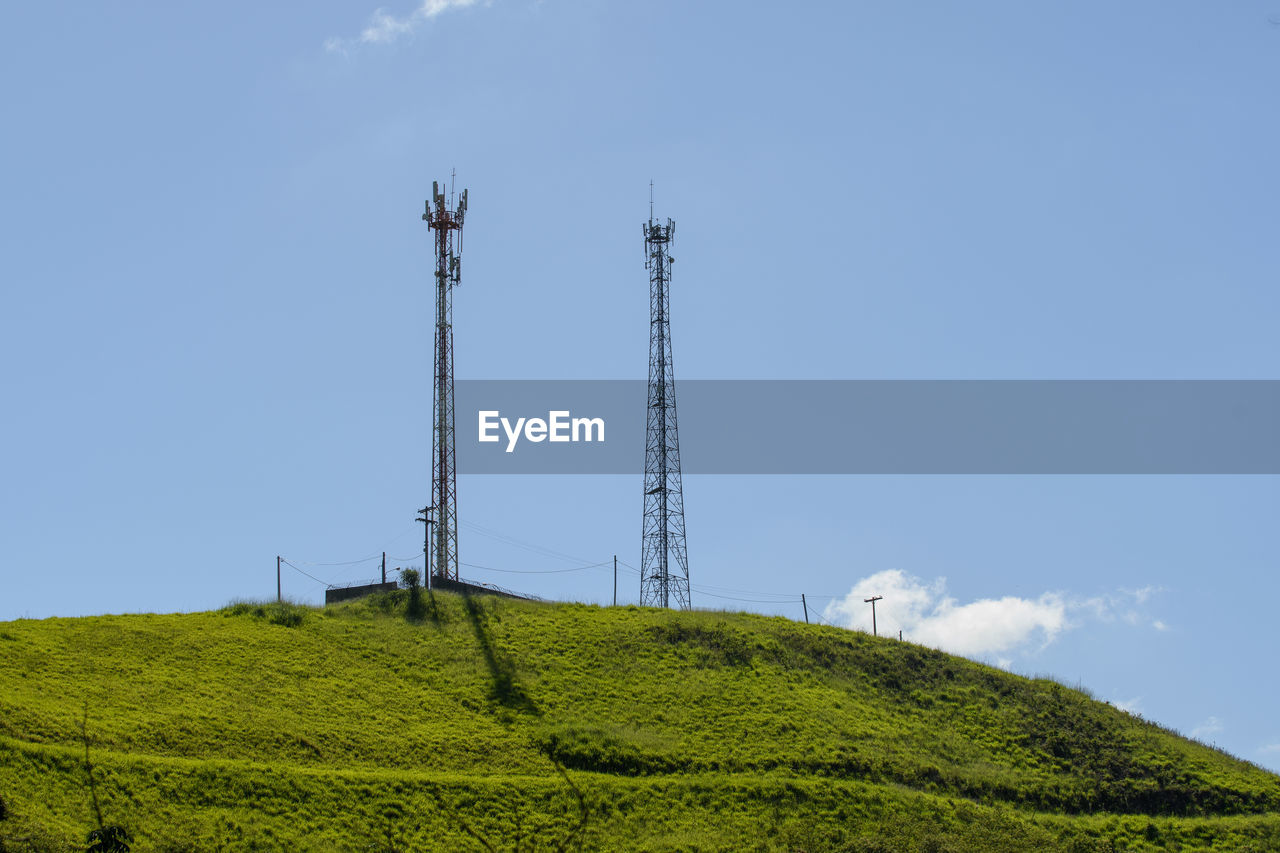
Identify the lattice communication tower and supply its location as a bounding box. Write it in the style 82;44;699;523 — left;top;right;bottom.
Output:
640;192;690;609
422;177;467;582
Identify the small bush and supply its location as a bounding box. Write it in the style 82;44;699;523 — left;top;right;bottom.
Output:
220;599;306;627
221;601;265;618
268;603;306;628
400;569;424;620
86;825;130;852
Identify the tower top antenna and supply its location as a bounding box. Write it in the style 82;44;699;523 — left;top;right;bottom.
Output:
649;179;654;222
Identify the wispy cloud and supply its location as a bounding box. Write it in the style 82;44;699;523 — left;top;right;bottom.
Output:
1191;716;1225;740
326;0;483;53
821;570;1165;661
1115;697;1143;715
1261;743;1280;755
1077;585;1165;626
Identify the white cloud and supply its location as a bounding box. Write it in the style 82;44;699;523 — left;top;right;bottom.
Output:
821;570;1168;662
1261;743;1280;755
327;0;483;52
1115;697;1143;715
822;569;1067;659
1191;716;1224;740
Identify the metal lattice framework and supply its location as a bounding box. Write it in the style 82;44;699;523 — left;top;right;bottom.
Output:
640;205;689;609
423;178;467;583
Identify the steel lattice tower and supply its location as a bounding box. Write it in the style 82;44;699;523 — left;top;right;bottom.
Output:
423;177;467;583
640;195;690;609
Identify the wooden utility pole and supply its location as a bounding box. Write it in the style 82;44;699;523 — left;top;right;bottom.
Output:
276;556;282;604
864;595;883;636
801;593;809;624
381;552;387;585
613;555;617;607
416;506;433;590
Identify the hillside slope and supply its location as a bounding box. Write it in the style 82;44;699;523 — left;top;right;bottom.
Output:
1;591;1278;851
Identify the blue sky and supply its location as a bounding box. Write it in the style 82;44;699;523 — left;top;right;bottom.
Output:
2;2;1278;770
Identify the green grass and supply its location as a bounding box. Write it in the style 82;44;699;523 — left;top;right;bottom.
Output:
1;590;1277;851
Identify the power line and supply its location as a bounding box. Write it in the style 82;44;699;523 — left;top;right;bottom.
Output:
279;559;332;587
379;527;421;548
287;553;382;568
813;609;840;629
461;519;600;566
691;581;801;600
692;589;803;604
280;519;850;626
460;560;612;575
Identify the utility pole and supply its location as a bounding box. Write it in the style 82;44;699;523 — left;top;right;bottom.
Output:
276;556;281;604
381;552;387;585
613;555;617;607
864;595;883;636
801;594;809;624
640;185;690;610
416;506;433;589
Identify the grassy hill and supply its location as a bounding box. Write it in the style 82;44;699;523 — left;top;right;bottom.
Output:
1;590;1278;852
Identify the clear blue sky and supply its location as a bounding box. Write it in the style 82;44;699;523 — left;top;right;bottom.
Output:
2;2;1277;770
